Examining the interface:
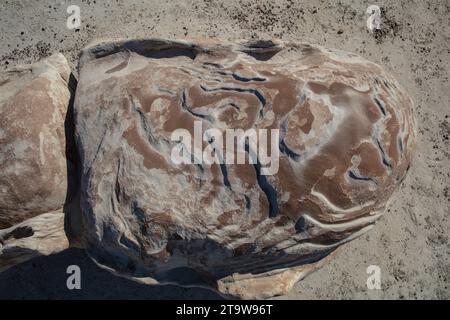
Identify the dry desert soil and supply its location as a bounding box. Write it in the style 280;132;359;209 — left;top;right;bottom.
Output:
0;0;448;299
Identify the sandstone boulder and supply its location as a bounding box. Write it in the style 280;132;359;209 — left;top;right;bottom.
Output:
75;39;415;298
0;53;74;229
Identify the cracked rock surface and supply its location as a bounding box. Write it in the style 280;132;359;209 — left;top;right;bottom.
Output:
74;38;415;298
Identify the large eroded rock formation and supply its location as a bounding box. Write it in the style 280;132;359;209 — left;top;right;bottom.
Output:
75;39;415;298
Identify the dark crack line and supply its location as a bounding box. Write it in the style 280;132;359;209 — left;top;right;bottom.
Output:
215;70;266;83
279;139;301;161
253;161;279;218
202;62;223;68
219;163;231;189
202;62;266;82
374;96;386;116
348;170;378;184
244;195;251;210
114;157;122;202
200;84;266;117
218;102;240;110
206;136;231;189
398;137;404;155
376;139;392;169
231;73;266;82
278;118;301;161
181;90;214;122
244;143;279;218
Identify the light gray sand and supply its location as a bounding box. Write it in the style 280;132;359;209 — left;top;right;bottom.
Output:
0;0;448;299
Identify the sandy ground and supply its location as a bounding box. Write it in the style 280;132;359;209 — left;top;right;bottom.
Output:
0;0;448;299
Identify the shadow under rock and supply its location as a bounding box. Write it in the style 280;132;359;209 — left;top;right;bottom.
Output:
63;73;84;246
0;248;225;299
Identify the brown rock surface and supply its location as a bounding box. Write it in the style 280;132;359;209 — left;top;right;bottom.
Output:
0;53;73;229
75;39;416;298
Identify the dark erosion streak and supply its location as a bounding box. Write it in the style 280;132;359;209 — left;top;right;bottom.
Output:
253;160;279;218
215;70;266;83
279;139;301;161
231;73;266;82
244;195;251;210
348;170;377;184
376;139;392;168
279;119;301;161
200;85;266;117
219;163;231;188
398;137;404;155
374;96;386;116
181;90;212;122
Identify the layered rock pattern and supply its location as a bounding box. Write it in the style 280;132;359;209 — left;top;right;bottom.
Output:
75;39;415;298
